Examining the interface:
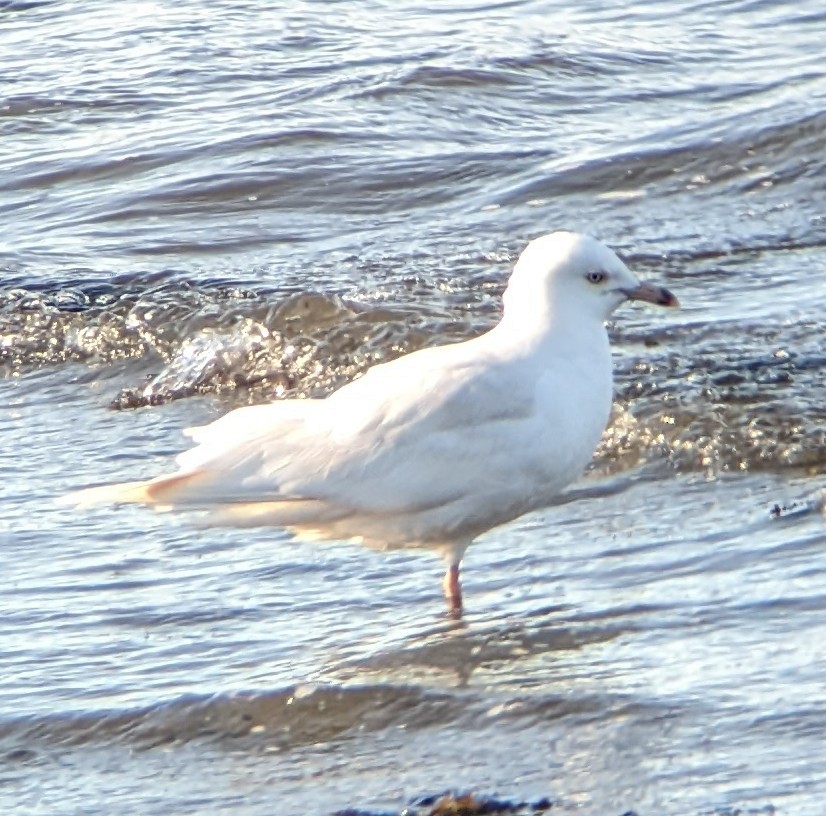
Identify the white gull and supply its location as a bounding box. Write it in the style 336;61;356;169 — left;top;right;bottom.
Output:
59;231;678;613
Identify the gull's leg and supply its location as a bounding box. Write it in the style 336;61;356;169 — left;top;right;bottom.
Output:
439;541;470;616
442;562;462;615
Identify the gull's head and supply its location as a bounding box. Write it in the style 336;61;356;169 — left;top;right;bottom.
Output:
504;231;678;325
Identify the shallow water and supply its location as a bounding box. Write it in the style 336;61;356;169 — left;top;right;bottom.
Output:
3;1;826;814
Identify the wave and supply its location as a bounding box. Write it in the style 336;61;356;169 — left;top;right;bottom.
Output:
598;315;826;477
0;682;468;752
2;268;824;477
0;277;480;408
499;107;826;209
0;669;666;755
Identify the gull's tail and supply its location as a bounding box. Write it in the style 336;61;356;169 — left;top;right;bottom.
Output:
56;470;206;510
57;470;350;535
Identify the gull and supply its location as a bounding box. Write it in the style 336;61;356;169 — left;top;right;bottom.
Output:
59;232;677;614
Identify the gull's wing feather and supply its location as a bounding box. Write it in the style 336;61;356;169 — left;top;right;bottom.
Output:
59;333;601;547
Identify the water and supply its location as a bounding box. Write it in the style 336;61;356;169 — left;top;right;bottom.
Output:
2;1;826;813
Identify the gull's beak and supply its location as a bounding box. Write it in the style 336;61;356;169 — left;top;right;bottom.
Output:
623;281;679;308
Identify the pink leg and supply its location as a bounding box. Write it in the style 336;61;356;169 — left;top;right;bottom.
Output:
442;563;462;615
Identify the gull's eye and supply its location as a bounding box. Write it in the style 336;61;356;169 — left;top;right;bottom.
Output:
586;270;607;284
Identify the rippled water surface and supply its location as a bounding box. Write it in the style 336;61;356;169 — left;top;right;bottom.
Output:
3;1;826;814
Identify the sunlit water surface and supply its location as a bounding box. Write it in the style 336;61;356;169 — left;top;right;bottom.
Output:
2;1;826;814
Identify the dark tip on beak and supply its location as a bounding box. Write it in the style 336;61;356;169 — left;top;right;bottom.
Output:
623;281;679;308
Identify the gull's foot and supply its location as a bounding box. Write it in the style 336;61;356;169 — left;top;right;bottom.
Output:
445;596;463;619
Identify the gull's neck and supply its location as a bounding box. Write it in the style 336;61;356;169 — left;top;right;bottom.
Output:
490;296;611;366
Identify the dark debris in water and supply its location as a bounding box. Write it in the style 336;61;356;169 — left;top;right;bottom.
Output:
332;792;777;816
768;492;824;520
333;791;556;816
